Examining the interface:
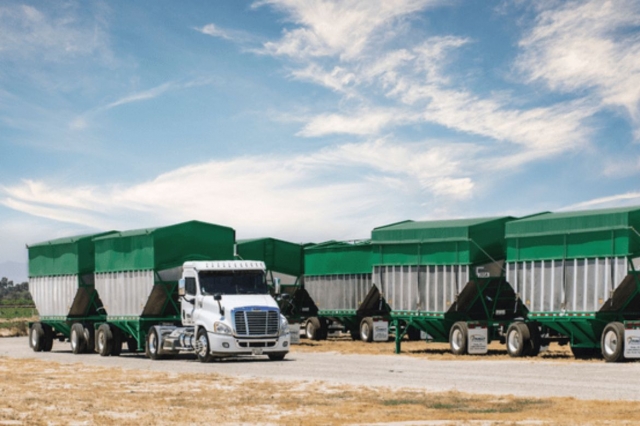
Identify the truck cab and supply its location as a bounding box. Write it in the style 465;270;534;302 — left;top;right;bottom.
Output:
146;260;290;362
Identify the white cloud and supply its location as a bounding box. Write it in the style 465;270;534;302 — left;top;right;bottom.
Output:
517;0;640;125
105;82;174;109
297;108;411;137
560;192;640;211
196;23;233;40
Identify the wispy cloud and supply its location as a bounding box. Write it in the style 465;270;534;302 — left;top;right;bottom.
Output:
104;82;175;109
560;192;640;211
196;23;233;40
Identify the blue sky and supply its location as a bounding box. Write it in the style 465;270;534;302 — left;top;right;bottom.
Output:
2;0;640;280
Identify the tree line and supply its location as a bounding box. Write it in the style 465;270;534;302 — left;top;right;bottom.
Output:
0;277;33;305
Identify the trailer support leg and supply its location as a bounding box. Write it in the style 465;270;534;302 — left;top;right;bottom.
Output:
394;319;403;354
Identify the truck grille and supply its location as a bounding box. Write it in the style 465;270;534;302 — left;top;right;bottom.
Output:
234;308;279;336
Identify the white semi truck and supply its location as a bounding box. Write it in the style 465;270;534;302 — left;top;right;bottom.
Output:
142;260;291;362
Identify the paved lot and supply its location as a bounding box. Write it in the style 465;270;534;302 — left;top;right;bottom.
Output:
2;336;640;400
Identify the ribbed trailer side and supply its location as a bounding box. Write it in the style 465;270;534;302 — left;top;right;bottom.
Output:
92;220;235;355
505;206;640;361
371;217;523;354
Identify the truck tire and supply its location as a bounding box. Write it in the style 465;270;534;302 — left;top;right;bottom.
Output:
349;328;359;340
70;323;87;354
360;317;374;342
601;322;625;363
111;326;122;357
146;327;163;360
97;324;113;357
83;324;96;354
305;318;322;341
196;327;213;363
449;322;468;355
526;322;541;357
126;337;138;353
407;326;422;342
506;322;530;357
268;352;287;361
42;324;54;352
29;323;44;352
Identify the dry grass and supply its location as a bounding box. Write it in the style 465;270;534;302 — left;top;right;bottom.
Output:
0;356;637;426
291;334;579;362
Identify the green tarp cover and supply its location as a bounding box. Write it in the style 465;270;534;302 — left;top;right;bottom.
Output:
304;240;373;275
94;221;235;273
28;231;117;277
236;237;304;277
371;217;514;266
506;206;640;261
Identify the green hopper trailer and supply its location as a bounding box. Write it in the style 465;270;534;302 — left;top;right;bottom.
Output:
91;221;235;356
236;237;318;324
505;206;640;362
27;231;116;353
372;217;527;355
303;240;389;341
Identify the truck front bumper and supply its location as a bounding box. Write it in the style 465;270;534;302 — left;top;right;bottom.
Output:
207;332;290;357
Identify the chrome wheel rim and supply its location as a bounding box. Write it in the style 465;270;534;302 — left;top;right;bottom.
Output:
30;328;38;347
361;323;370;341
451;328;463;351
70;328;78;350
148;332;157;355
197;333;208;358
604;330;618;356
306;323;314;339
508;329;520;353
97;330;105;352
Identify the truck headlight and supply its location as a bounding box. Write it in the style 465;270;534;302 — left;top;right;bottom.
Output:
279;314;290;336
214;322;233;335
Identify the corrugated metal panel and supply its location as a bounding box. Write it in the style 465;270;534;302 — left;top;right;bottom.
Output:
371;217;514;266
94;221;235;273
375;265;469;312
236;238;304;277
28;231;117;277
506;257;627;313
29;275;79;316
506;207;640;261
305;274;372;310
95;270;155;316
304;240;373;275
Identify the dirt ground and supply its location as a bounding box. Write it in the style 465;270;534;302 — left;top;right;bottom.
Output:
0;355;638;426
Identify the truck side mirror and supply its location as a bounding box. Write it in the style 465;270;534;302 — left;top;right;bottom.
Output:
214;293;222;301
274;277;281;295
178;279;186;296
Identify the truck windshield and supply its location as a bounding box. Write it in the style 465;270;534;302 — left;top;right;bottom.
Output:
198;271;268;295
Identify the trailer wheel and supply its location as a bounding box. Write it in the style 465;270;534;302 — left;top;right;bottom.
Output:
145;327;162;360
407;326;422;342
506;322;530;357
526;322;541;357
83;325;96;354
97;324;113;357
196;327;213;363
42;324;54;352
29;323;44;352
601;322;625;363
360;317;374;342
349;328;359;340
126;337;138;353
571;346;601;360
449;322;468;355
111;326;122;357
305;318;322;341
268;352;287;361
70;323;87;354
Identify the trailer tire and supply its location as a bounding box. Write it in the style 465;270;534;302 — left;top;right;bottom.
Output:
196;327;213;363
571;346;601;360
601;322;625;363
506;322;530;357
349;328;359;340
70;323;87;354
268;352;287;361
145;327;163;360
111;326;122;357
526;322;541;357
305;318;322;341
360;317;374;342
97;324;113;357
83;325;96;354
42;324;54;352
29;323;44;352
407;326;422;342
126;337;138;353
449;322;469;355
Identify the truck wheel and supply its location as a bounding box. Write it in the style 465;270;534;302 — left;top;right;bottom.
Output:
70;323;87;354
29;323;44;352
127;337;138;353
601;322;625;363
111;326;122;357
349;328;359;340
449;322;468;355
42;324;54;352
145;327;163;360
305;318;321;341
196;328;213;363
83;325;96;354
526;322;541;357
97;324;113;357
268;352;287;361
506;322;530;357
360;317;374;342
407;326;422;342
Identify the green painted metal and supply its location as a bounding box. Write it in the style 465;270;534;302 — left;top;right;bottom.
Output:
93;221;235;273
304;240;373;275
28;231;117;277
237;237;304;277
372;216;515;266
506;206;640;261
